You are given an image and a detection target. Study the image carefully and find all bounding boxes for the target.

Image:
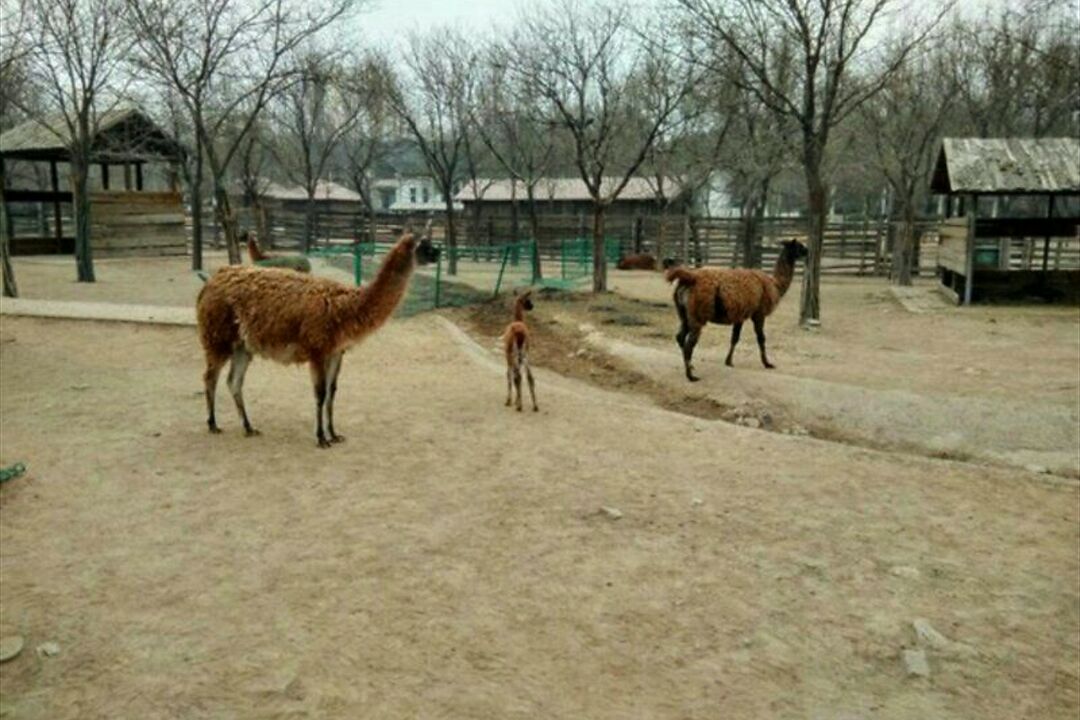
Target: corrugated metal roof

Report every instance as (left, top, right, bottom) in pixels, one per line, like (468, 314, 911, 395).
(456, 176, 684, 203)
(931, 137, 1080, 194)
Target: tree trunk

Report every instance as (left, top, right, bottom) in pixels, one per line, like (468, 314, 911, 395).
(0, 160, 17, 298)
(214, 181, 242, 264)
(255, 200, 270, 249)
(510, 181, 520, 244)
(71, 157, 95, 283)
(190, 140, 205, 271)
(893, 202, 916, 286)
(526, 185, 542, 281)
(444, 194, 457, 275)
(304, 193, 317, 253)
(799, 167, 826, 325)
(592, 202, 607, 292)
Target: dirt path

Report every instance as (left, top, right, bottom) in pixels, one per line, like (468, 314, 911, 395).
(1, 315, 1077, 719)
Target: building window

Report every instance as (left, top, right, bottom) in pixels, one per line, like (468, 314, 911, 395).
(409, 187, 417, 204)
(422, 187, 429, 204)
(380, 189, 395, 210)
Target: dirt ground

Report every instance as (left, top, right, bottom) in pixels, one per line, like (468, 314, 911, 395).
(1, 256, 1078, 719)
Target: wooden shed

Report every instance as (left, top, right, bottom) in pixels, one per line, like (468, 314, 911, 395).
(931, 137, 1080, 304)
(0, 108, 186, 256)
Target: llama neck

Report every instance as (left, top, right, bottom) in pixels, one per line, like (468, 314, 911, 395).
(513, 300, 527, 322)
(343, 243, 415, 332)
(771, 252, 796, 297)
(248, 238, 265, 261)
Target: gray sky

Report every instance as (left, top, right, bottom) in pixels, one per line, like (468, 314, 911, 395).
(359, 0, 520, 41)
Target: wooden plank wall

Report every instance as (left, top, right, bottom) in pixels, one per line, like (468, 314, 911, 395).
(90, 191, 186, 257)
(937, 218, 969, 274)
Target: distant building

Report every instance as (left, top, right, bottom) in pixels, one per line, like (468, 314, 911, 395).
(455, 176, 689, 218)
(369, 139, 461, 212)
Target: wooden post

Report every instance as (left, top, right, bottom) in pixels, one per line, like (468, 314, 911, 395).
(1042, 194, 1055, 272)
(100, 162, 109, 190)
(963, 193, 977, 306)
(50, 160, 62, 252)
(135, 163, 144, 191)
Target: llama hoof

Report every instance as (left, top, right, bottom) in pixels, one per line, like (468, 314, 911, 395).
(763, 363, 776, 370)
(244, 428, 260, 437)
(317, 437, 332, 449)
(330, 434, 346, 443)
(208, 425, 222, 434)
(505, 399, 511, 407)
(516, 406, 523, 412)
(533, 406, 539, 412)
(686, 373, 700, 382)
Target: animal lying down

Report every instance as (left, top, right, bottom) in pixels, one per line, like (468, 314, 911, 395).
(196, 230, 431, 448)
(246, 231, 311, 273)
(665, 239, 808, 381)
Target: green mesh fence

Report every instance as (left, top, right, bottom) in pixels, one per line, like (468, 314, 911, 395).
(305, 238, 616, 316)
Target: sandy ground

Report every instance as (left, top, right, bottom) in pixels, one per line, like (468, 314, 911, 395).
(0, 314, 1077, 719)
(455, 270, 1078, 476)
(1, 257, 1078, 718)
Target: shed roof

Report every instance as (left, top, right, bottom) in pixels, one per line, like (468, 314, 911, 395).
(0, 107, 185, 162)
(931, 137, 1080, 195)
(261, 180, 362, 202)
(456, 176, 684, 203)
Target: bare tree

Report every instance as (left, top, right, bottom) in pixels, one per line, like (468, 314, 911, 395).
(272, 51, 362, 250)
(235, 117, 274, 245)
(126, 0, 357, 267)
(678, 0, 949, 326)
(387, 32, 476, 275)
(0, 0, 34, 296)
(511, 0, 696, 292)
(22, 0, 131, 282)
(338, 53, 394, 244)
(860, 39, 956, 285)
(473, 45, 559, 279)
(949, 0, 1079, 138)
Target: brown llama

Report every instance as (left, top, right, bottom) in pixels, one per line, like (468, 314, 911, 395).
(665, 239, 808, 381)
(616, 253, 657, 271)
(245, 231, 312, 273)
(197, 230, 424, 447)
(502, 290, 538, 412)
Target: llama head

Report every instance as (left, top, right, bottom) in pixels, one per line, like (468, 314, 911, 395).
(515, 289, 534, 311)
(781, 239, 808, 262)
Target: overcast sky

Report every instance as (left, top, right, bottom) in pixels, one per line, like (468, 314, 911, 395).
(359, 0, 521, 42)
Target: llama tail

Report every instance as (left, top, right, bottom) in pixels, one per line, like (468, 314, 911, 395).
(665, 267, 697, 286)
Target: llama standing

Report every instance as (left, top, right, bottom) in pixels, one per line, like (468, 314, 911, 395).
(503, 290, 538, 412)
(666, 239, 808, 381)
(197, 230, 430, 447)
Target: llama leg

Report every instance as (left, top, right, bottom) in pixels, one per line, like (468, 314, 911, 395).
(753, 316, 774, 369)
(674, 295, 689, 349)
(513, 364, 523, 412)
(310, 360, 331, 448)
(682, 326, 702, 382)
(525, 361, 538, 412)
(325, 352, 345, 443)
(227, 346, 258, 436)
(725, 322, 743, 367)
(204, 356, 227, 434)
(505, 366, 513, 407)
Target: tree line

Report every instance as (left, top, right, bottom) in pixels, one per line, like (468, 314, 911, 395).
(1, 0, 1077, 325)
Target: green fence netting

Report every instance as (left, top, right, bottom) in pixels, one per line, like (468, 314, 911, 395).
(305, 237, 620, 316)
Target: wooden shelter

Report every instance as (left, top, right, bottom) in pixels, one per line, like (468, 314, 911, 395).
(931, 137, 1080, 304)
(0, 108, 186, 256)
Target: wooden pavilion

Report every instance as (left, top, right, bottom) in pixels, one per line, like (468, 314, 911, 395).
(0, 108, 187, 256)
(931, 137, 1080, 304)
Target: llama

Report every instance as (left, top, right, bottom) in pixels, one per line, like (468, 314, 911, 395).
(246, 231, 312, 273)
(665, 239, 808, 381)
(197, 230, 424, 447)
(502, 290, 538, 412)
(616, 253, 657, 271)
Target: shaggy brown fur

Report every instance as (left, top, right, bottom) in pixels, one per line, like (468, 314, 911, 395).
(665, 239, 808, 381)
(617, 253, 657, 271)
(197, 231, 421, 447)
(502, 290, 538, 412)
